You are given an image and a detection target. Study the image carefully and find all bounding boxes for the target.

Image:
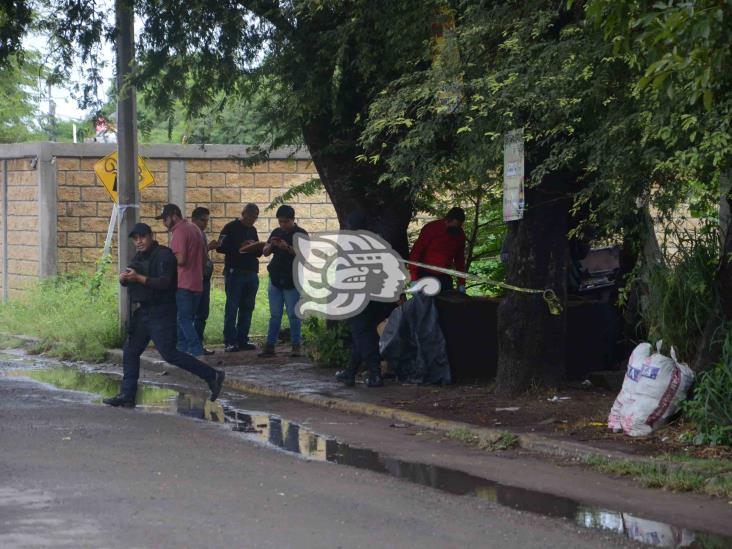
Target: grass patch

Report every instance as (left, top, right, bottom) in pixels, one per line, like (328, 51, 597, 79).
(0, 273, 286, 361)
(583, 454, 732, 499)
(447, 428, 519, 451)
(0, 334, 26, 349)
(480, 432, 520, 451)
(447, 427, 480, 444)
(202, 276, 287, 345)
(0, 274, 121, 361)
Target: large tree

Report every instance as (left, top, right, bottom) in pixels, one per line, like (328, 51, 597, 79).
(361, 1, 654, 394)
(0, 52, 44, 143)
(586, 0, 732, 372)
(24, 0, 450, 256)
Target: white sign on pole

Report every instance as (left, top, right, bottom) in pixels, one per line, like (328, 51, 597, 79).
(503, 129, 525, 222)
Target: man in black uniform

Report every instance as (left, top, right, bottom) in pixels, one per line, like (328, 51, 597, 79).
(103, 223, 226, 408)
(334, 211, 395, 388)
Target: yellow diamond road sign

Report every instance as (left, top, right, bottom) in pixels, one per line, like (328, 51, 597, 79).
(94, 151, 155, 203)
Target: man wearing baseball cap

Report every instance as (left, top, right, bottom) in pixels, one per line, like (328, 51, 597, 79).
(155, 203, 208, 357)
(103, 222, 225, 408)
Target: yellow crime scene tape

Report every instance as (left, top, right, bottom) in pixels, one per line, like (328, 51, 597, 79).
(401, 259, 563, 316)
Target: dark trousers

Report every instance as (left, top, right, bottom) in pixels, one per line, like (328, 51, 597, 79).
(194, 277, 211, 343)
(121, 303, 216, 397)
(417, 268, 452, 293)
(223, 271, 259, 347)
(347, 301, 393, 374)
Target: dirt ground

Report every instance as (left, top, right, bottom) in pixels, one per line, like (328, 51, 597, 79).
(367, 380, 732, 459)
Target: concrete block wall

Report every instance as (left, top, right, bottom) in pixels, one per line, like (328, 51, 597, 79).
(0, 155, 42, 299)
(0, 143, 335, 297)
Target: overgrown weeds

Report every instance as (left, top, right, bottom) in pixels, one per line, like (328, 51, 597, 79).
(0, 273, 278, 361)
(583, 454, 732, 499)
(303, 317, 350, 368)
(641, 219, 719, 361)
(682, 327, 732, 446)
(0, 273, 121, 361)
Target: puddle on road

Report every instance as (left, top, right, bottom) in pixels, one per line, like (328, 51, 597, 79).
(2, 362, 729, 548)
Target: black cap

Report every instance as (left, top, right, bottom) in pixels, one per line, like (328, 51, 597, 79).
(128, 223, 152, 238)
(154, 203, 182, 220)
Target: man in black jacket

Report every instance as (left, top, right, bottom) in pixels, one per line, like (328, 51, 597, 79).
(258, 205, 308, 358)
(216, 203, 262, 352)
(103, 223, 225, 408)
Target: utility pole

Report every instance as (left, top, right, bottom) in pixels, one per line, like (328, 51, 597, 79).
(46, 82, 57, 141)
(116, 0, 139, 335)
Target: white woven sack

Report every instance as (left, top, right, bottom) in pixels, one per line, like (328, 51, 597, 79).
(608, 341, 694, 436)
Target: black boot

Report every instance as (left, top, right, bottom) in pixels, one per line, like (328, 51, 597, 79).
(103, 394, 136, 408)
(363, 364, 383, 388)
(208, 369, 226, 402)
(335, 363, 358, 387)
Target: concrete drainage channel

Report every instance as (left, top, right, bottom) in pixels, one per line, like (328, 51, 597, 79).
(1, 354, 730, 548)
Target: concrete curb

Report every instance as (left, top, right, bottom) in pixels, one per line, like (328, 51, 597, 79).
(104, 348, 640, 463)
(0, 331, 645, 463)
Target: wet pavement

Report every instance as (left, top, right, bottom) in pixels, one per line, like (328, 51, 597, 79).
(2, 351, 731, 547)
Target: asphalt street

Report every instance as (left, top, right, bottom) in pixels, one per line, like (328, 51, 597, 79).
(0, 365, 634, 549)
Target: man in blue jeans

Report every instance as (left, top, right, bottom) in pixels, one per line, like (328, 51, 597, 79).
(156, 203, 207, 357)
(258, 205, 308, 357)
(191, 206, 217, 355)
(216, 203, 262, 352)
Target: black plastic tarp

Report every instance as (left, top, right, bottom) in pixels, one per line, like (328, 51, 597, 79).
(379, 293, 451, 385)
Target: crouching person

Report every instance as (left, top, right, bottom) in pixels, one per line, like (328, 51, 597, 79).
(104, 223, 225, 408)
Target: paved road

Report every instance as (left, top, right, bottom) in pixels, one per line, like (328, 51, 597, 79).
(0, 371, 631, 548)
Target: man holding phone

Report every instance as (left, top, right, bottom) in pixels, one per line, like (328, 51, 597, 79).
(104, 223, 225, 408)
(216, 203, 263, 352)
(259, 205, 308, 357)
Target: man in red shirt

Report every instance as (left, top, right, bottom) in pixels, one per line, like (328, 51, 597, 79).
(156, 203, 207, 357)
(409, 207, 467, 293)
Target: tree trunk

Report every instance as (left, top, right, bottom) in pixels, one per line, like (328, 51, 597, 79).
(496, 175, 570, 395)
(693, 170, 732, 372)
(301, 119, 413, 257)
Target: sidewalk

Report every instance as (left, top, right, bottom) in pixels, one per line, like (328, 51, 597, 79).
(106, 343, 716, 462)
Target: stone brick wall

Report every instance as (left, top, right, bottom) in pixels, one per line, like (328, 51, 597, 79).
(2, 158, 40, 299)
(0, 143, 336, 297)
(182, 157, 325, 285)
(55, 156, 170, 273)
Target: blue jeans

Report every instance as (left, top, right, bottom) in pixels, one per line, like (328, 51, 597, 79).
(194, 277, 211, 343)
(223, 271, 259, 347)
(266, 282, 302, 346)
(121, 303, 215, 398)
(176, 289, 204, 356)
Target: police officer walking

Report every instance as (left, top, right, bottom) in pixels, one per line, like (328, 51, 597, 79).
(103, 223, 226, 408)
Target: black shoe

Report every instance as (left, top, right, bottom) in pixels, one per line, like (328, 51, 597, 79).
(208, 370, 226, 402)
(335, 368, 356, 387)
(224, 345, 240, 353)
(364, 374, 384, 388)
(239, 342, 257, 351)
(258, 344, 276, 357)
(202, 347, 215, 356)
(103, 394, 136, 408)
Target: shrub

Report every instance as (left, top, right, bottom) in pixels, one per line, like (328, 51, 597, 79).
(303, 317, 350, 369)
(683, 327, 732, 446)
(641, 219, 719, 361)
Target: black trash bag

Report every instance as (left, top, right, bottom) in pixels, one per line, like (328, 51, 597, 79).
(379, 293, 451, 385)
